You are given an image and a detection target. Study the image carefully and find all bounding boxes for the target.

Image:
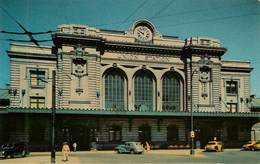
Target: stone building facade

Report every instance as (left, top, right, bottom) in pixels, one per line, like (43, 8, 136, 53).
(3, 20, 259, 150)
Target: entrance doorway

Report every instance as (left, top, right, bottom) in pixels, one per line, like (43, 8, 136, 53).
(252, 122, 260, 141)
(138, 125, 151, 143)
(59, 127, 97, 150)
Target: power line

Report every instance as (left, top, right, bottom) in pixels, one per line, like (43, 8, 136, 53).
(149, 0, 176, 20)
(149, 1, 255, 21)
(94, 1, 255, 28)
(122, 0, 149, 23)
(158, 11, 260, 29)
(0, 6, 54, 46)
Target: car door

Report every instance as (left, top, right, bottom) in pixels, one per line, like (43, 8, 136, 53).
(125, 143, 131, 152)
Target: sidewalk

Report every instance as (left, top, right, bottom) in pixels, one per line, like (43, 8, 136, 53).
(0, 149, 205, 164)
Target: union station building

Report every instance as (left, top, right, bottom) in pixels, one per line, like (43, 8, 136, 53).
(0, 20, 259, 150)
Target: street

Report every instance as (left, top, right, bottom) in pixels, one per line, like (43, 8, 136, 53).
(0, 149, 259, 164)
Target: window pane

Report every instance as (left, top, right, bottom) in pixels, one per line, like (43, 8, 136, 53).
(226, 81, 238, 95)
(105, 69, 125, 110)
(30, 97, 45, 108)
(162, 73, 180, 111)
(134, 71, 153, 111)
(30, 70, 45, 87)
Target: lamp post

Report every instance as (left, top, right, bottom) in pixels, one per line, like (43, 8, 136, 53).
(39, 71, 56, 163)
(51, 71, 56, 164)
(189, 58, 197, 155)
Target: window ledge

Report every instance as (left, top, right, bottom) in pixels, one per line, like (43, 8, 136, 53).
(30, 85, 45, 89)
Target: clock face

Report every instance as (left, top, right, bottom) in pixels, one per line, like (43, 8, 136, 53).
(134, 26, 153, 42)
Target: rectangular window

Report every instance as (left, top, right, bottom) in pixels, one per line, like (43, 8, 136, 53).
(109, 127, 121, 142)
(227, 103, 237, 112)
(226, 81, 238, 95)
(30, 69, 46, 87)
(30, 97, 45, 108)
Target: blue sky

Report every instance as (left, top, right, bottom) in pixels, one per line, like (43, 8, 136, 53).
(1, 0, 260, 96)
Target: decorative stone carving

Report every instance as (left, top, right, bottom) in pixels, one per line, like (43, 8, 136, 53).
(199, 66, 211, 99)
(71, 45, 88, 95)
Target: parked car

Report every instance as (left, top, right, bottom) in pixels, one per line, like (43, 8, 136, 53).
(0, 143, 29, 158)
(115, 142, 144, 154)
(242, 141, 257, 150)
(204, 141, 223, 152)
(252, 141, 260, 151)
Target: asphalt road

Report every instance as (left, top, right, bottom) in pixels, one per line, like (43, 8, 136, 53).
(77, 149, 260, 164)
(0, 149, 259, 164)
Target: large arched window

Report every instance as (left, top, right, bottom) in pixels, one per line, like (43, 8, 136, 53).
(162, 72, 181, 111)
(104, 68, 126, 110)
(134, 70, 155, 111)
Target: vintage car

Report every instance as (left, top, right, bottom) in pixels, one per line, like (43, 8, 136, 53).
(242, 141, 257, 150)
(115, 142, 144, 154)
(0, 143, 29, 158)
(252, 141, 260, 151)
(204, 141, 223, 152)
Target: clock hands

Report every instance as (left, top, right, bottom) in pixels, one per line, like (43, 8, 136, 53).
(138, 29, 145, 35)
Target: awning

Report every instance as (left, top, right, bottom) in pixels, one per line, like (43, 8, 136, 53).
(1, 107, 260, 118)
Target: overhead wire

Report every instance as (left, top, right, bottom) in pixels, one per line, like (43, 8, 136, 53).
(117, 0, 149, 29)
(148, 0, 176, 20)
(94, 1, 256, 28)
(158, 11, 260, 29)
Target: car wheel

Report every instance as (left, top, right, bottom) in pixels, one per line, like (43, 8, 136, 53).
(22, 150, 26, 157)
(117, 150, 121, 154)
(4, 155, 8, 159)
(251, 147, 255, 151)
(130, 150, 134, 154)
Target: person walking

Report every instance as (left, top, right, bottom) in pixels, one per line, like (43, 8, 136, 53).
(62, 142, 70, 162)
(145, 141, 150, 151)
(72, 142, 77, 152)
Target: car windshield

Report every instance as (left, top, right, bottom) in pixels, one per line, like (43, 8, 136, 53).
(207, 142, 216, 145)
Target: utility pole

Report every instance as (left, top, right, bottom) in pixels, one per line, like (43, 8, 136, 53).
(189, 58, 195, 155)
(51, 70, 56, 163)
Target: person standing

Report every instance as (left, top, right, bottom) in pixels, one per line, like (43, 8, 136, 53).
(62, 142, 70, 161)
(72, 142, 77, 152)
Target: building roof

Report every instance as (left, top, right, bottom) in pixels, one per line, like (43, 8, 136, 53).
(0, 88, 10, 100)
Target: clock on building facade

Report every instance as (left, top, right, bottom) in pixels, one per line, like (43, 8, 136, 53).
(134, 25, 153, 42)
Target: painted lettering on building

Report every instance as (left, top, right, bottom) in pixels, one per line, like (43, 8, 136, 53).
(118, 54, 169, 62)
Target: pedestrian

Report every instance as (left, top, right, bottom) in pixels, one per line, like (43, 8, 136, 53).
(72, 142, 77, 152)
(145, 141, 150, 151)
(62, 142, 70, 162)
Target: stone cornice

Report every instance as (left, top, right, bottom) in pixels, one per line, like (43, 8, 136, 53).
(221, 66, 253, 73)
(53, 33, 183, 55)
(183, 45, 227, 57)
(7, 51, 57, 61)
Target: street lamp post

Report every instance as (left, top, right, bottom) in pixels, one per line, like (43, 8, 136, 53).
(189, 58, 196, 155)
(51, 70, 56, 164)
(40, 71, 56, 163)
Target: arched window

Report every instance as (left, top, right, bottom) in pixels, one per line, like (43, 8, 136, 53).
(134, 70, 154, 111)
(104, 68, 125, 110)
(162, 72, 181, 111)
(167, 125, 178, 142)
